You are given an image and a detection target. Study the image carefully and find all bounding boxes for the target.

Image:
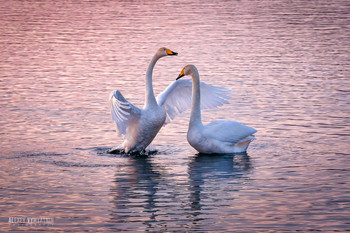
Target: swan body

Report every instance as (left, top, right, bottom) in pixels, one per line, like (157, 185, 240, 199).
(109, 48, 231, 153)
(177, 64, 257, 154)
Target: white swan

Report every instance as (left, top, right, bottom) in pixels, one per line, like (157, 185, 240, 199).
(109, 48, 231, 153)
(176, 64, 257, 154)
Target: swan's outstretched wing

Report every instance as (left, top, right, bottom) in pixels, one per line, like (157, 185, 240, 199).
(204, 120, 257, 144)
(156, 79, 231, 124)
(109, 90, 141, 136)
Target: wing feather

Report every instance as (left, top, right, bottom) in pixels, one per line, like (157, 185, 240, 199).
(156, 79, 231, 124)
(204, 120, 257, 144)
(109, 90, 141, 136)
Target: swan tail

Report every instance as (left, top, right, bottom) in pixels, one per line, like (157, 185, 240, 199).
(232, 135, 256, 153)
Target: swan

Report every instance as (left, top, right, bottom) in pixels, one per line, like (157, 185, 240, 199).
(176, 64, 257, 154)
(109, 48, 231, 153)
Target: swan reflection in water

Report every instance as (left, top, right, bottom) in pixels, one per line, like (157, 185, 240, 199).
(109, 156, 161, 229)
(187, 153, 252, 224)
(109, 154, 251, 231)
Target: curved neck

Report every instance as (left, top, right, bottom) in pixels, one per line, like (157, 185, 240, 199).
(189, 68, 203, 129)
(144, 54, 160, 108)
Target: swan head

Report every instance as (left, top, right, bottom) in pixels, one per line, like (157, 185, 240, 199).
(157, 47, 178, 58)
(176, 64, 198, 80)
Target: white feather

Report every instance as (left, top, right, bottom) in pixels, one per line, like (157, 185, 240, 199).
(109, 90, 141, 136)
(156, 79, 231, 124)
(203, 120, 257, 144)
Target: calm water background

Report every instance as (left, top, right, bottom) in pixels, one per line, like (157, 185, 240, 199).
(1, 0, 349, 232)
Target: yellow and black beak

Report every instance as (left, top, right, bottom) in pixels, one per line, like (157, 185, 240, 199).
(176, 68, 185, 80)
(165, 49, 178, 56)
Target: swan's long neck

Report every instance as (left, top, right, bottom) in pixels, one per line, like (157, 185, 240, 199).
(144, 54, 160, 108)
(189, 68, 203, 129)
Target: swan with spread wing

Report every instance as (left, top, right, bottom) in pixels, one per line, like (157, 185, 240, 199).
(176, 64, 257, 154)
(109, 48, 231, 153)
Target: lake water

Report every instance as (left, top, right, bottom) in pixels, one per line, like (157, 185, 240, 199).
(1, 0, 349, 232)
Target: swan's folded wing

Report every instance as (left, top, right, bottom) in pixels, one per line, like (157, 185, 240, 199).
(156, 79, 231, 125)
(109, 90, 141, 136)
(204, 120, 257, 144)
